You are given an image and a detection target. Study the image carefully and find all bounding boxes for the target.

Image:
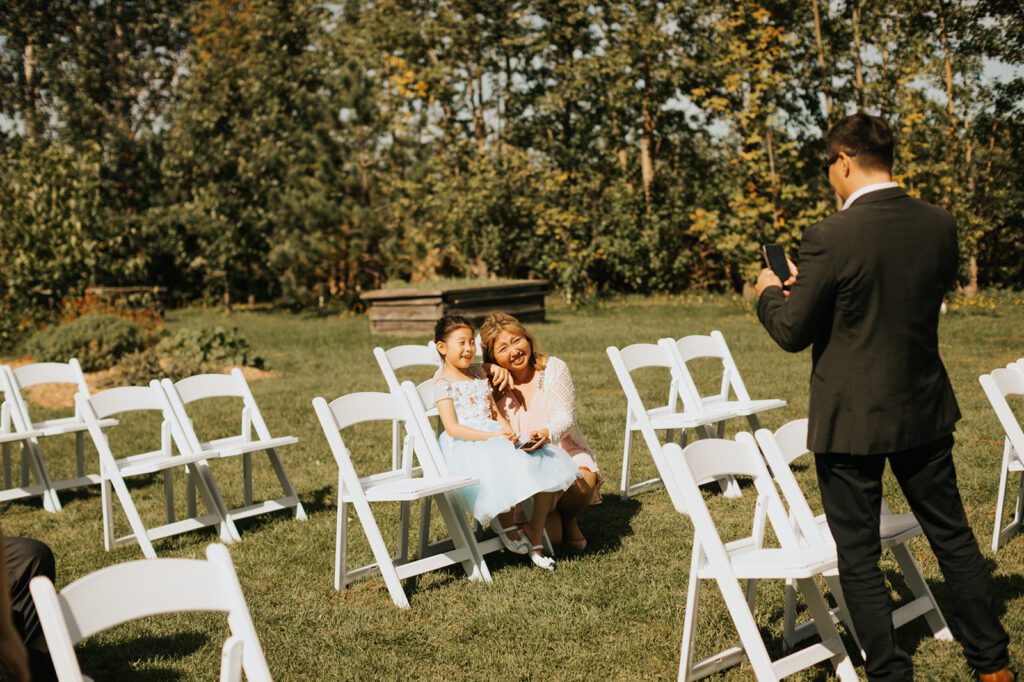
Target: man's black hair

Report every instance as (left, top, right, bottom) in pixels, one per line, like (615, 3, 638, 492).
(825, 112, 895, 173)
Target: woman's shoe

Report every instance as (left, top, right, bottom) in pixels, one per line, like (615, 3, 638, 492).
(491, 519, 529, 554)
(528, 545, 555, 571)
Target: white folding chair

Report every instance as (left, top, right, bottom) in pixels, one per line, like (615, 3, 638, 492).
(400, 379, 555, 558)
(159, 369, 306, 534)
(77, 384, 231, 559)
(373, 344, 442, 471)
(0, 361, 116, 512)
(30, 543, 271, 682)
(980, 365, 1024, 552)
(659, 331, 786, 437)
(755, 419, 952, 652)
(666, 434, 857, 682)
(606, 343, 737, 498)
(313, 389, 489, 608)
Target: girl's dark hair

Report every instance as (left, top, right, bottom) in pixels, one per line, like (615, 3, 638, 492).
(433, 315, 473, 345)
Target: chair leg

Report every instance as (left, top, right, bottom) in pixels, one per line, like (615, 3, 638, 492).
(796, 577, 858, 681)
(75, 431, 85, 478)
(163, 470, 176, 524)
(27, 441, 61, 512)
(825, 573, 864, 656)
(101, 476, 115, 551)
(993, 442, 1011, 552)
(2, 442, 10, 489)
(891, 543, 952, 640)
(397, 501, 411, 563)
(717, 573, 777, 680)
(242, 452, 253, 508)
(678, 548, 702, 681)
(351, 496, 409, 608)
(264, 447, 307, 521)
(782, 578, 798, 649)
(108, 470, 158, 559)
(620, 416, 633, 499)
(185, 469, 198, 519)
(192, 461, 241, 543)
(418, 497, 431, 559)
(335, 485, 347, 591)
(435, 493, 491, 583)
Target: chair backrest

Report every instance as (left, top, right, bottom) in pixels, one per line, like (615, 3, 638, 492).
(373, 345, 442, 394)
(980, 368, 1024, 457)
(29, 543, 271, 682)
(1, 361, 91, 429)
(754, 422, 831, 548)
(663, 434, 800, 568)
(606, 345, 675, 457)
(662, 330, 752, 408)
(76, 384, 174, 460)
(12, 359, 90, 394)
(161, 369, 278, 448)
(399, 380, 452, 480)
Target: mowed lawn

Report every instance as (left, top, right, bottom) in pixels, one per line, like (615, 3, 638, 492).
(2, 295, 1022, 681)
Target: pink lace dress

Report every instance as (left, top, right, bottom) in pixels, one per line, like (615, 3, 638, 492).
(499, 356, 603, 504)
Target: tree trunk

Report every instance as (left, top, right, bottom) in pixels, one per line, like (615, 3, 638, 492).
(640, 104, 655, 214)
(852, 0, 865, 106)
(23, 38, 38, 140)
(810, 0, 833, 121)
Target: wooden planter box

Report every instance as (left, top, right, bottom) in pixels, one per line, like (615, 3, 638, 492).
(361, 280, 550, 335)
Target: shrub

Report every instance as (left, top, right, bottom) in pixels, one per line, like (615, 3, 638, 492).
(156, 327, 264, 370)
(24, 314, 143, 371)
(116, 348, 165, 386)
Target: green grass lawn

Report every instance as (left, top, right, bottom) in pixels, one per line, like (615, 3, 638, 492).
(2, 295, 1022, 680)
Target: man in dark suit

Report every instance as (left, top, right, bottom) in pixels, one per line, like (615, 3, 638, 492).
(756, 112, 1012, 681)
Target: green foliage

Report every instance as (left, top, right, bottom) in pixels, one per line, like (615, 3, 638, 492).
(115, 348, 166, 387)
(1, 0, 1022, 310)
(156, 327, 264, 371)
(24, 314, 143, 371)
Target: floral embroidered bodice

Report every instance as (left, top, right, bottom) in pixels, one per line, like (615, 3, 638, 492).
(434, 365, 494, 429)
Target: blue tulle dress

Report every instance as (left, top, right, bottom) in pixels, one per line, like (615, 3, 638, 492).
(435, 368, 581, 525)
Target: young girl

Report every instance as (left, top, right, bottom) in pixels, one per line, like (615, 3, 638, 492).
(433, 315, 580, 570)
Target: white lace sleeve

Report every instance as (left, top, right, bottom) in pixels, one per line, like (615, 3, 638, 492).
(542, 357, 577, 444)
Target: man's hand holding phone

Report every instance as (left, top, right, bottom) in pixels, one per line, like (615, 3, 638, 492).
(756, 244, 798, 297)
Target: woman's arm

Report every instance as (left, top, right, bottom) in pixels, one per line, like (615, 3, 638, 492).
(543, 358, 577, 444)
(488, 394, 517, 438)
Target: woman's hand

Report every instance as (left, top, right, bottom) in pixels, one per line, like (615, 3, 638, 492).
(485, 363, 514, 392)
(522, 428, 550, 452)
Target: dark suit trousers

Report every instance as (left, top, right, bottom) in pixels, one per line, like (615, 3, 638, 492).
(815, 435, 1009, 681)
(4, 537, 57, 682)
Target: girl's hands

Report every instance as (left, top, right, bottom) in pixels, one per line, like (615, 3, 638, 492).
(502, 427, 518, 443)
(522, 428, 550, 452)
(486, 364, 514, 392)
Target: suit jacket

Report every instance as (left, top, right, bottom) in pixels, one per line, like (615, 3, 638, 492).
(757, 186, 961, 454)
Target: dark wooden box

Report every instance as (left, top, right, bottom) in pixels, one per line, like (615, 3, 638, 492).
(360, 280, 550, 335)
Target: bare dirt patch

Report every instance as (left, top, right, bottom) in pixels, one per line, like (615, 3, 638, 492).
(4, 358, 275, 410)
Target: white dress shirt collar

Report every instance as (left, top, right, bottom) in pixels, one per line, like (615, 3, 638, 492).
(842, 181, 900, 210)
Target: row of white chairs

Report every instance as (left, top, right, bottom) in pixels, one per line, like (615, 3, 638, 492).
(0, 359, 305, 559)
(605, 339, 952, 680)
(979, 357, 1024, 552)
(608, 331, 787, 498)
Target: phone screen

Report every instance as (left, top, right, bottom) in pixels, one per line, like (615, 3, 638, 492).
(762, 244, 791, 282)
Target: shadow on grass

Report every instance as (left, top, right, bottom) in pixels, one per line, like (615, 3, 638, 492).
(77, 632, 207, 680)
(229, 484, 333, 537)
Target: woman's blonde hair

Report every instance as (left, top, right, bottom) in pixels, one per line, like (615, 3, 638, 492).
(479, 313, 547, 370)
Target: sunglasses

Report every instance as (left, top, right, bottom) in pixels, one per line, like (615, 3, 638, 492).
(822, 150, 856, 178)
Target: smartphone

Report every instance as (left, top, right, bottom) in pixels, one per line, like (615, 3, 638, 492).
(516, 438, 539, 450)
(762, 244, 791, 283)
